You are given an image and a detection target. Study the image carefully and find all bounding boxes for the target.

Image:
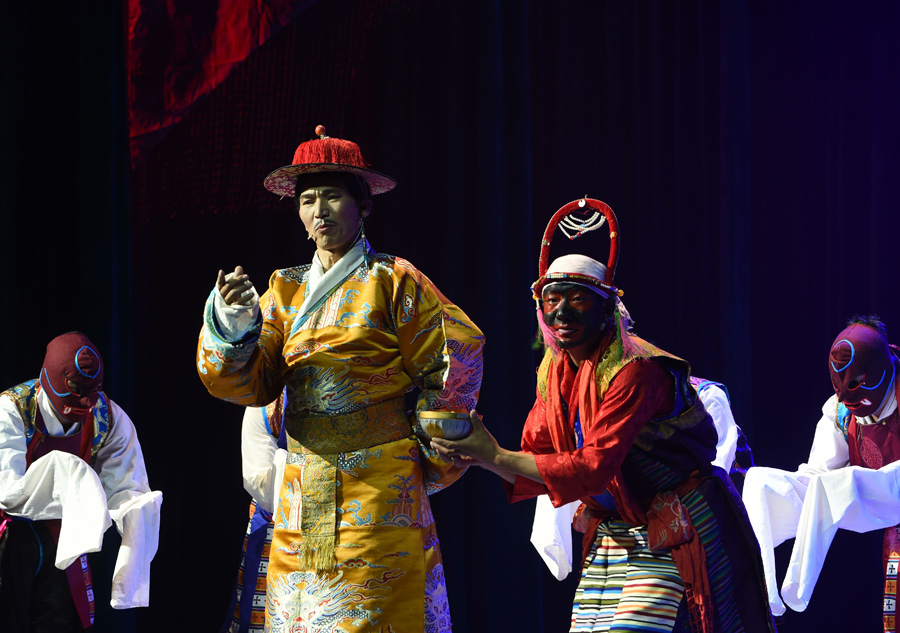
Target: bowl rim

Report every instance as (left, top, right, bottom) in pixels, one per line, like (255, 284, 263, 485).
(417, 410, 470, 420)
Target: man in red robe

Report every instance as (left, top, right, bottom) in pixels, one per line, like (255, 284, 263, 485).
(432, 254, 775, 632)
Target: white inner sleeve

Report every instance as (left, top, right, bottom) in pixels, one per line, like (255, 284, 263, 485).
(241, 405, 281, 513)
(703, 385, 739, 471)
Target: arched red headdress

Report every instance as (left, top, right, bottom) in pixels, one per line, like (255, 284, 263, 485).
(531, 197, 622, 299)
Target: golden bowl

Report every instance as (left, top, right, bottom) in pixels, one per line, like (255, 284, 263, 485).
(417, 410, 471, 440)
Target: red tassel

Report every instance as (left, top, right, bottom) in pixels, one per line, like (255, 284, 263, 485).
(292, 137, 370, 168)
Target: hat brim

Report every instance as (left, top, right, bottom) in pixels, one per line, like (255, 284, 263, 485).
(263, 163, 397, 198)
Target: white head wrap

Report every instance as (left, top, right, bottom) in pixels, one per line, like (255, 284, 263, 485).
(542, 254, 634, 330)
(543, 254, 611, 298)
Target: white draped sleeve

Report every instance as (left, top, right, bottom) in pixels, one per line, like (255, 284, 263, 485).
(0, 393, 112, 566)
(703, 384, 739, 471)
(0, 391, 162, 609)
(742, 395, 850, 615)
(798, 395, 851, 474)
(780, 462, 900, 611)
(98, 400, 162, 609)
(108, 489, 162, 608)
(241, 405, 287, 514)
(530, 496, 579, 580)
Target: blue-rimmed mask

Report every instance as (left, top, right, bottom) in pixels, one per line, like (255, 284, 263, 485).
(39, 332, 104, 424)
(829, 324, 895, 419)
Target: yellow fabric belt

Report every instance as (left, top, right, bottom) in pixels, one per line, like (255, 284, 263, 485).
(283, 397, 411, 571)
(284, 397, 410, 454)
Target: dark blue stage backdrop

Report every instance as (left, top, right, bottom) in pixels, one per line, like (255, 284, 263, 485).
(3, 1, 900, 631)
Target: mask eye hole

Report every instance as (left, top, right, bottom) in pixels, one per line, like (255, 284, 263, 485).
(847, 374, 865, 390)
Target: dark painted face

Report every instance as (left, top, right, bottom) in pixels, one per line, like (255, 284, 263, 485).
(829, 323, 895, 418)
(39, 332, 104, 424)
(541, 282, 613, 354)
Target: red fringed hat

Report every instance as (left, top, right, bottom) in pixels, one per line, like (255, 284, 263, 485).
(263, 125, 397, 198)
(531, 196, 623, 299)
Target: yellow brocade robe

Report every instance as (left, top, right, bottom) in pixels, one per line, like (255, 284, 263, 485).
(197, 252, 484, 633)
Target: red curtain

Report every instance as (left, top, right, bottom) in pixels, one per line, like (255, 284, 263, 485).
(126, 0, 320, 167)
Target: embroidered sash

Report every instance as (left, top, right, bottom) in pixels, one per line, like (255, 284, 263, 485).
(647, 484, 713, 633)
(284, 397, 410, 571)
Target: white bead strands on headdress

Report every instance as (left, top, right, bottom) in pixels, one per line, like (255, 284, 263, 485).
(532, 198, 628, 352)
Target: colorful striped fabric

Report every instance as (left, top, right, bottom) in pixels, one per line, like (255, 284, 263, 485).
(570, 441, 768, 633)
(678, 488, 743, 632)
(630, 451, 746, 633)
(572, 519, 685, 632)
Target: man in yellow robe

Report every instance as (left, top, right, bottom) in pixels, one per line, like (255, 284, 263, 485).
(197, 127, 484, 633)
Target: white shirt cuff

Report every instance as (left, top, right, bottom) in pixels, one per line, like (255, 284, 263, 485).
(213, 283, 260, 342)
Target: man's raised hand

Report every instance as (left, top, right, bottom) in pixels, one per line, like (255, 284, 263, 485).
(217, 265, 255, 306)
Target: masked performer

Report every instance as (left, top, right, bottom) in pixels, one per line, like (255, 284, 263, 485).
(0, 332, 161, 632)
(197, 127, 484, 633)
(742, 316, 900, 631)
(432, 198, 774, 632)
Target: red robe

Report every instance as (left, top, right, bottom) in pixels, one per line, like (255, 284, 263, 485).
(507, 324, 776, 632)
